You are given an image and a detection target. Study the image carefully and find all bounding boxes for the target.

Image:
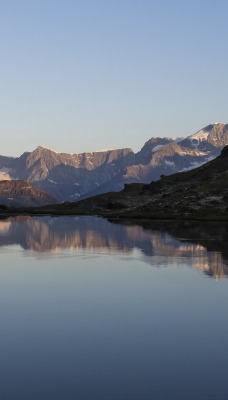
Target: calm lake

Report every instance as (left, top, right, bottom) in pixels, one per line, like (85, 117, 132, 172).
(0, 216, 228, 400)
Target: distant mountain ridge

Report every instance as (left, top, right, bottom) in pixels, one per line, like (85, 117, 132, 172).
(1, 122, 228, 203)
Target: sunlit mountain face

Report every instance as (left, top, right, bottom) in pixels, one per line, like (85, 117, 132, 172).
(1, 123, 228, 203)
(0, 216, 227, 279)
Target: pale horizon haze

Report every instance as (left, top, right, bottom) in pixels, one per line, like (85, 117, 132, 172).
(1, 0, 228, 157)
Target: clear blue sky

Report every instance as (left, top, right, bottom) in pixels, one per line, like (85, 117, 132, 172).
(1, 0, 228, 156)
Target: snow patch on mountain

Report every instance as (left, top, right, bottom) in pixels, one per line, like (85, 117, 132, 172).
(179, 160, 208, 172)
(97, 149, 115, 152)
(70, 193, 80, 199)
(0, 168, 12, 181)
(152, 145, 165, 152)
(165, 160, 175, 166)
(173, 137, 185, 143)
(190, 130, 210, 141)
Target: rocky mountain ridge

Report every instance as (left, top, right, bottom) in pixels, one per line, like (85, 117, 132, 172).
(0, 180, 57, 207)
(16, 144, 228, 221)
(1, 122, 228, 203)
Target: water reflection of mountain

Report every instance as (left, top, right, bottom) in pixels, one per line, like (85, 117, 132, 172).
(0, 216, 228, 279)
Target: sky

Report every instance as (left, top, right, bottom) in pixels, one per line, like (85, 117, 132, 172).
(1, 0, 228, 156)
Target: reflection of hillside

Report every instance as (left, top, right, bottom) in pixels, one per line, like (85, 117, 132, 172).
(0, 216, 134, 253)
(192, 252, 227, 279)
(120, 220, 228, 279)
(0, 220, 11, 234)
(0, 216, 227, 279)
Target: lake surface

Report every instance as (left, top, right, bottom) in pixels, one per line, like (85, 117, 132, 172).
(0, 216, 228, 400)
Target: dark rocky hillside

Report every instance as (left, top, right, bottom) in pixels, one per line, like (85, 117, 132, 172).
(0, 180, 57, 207)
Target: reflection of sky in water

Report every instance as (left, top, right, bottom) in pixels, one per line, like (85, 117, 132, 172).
(0, 217, 228, 399)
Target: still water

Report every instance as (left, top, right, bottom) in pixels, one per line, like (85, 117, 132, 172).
(0, 216, 228, 400)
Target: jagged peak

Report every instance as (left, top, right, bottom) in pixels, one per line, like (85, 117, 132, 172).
(35, 146, 60, 154)
(187, 122, 225, 142)
(32, 146, 134, 157)
(201, 122, 224, 131)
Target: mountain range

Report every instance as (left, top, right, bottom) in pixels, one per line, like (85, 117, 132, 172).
(16, 143, 228, 221)
(1, 122, 228, 205)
